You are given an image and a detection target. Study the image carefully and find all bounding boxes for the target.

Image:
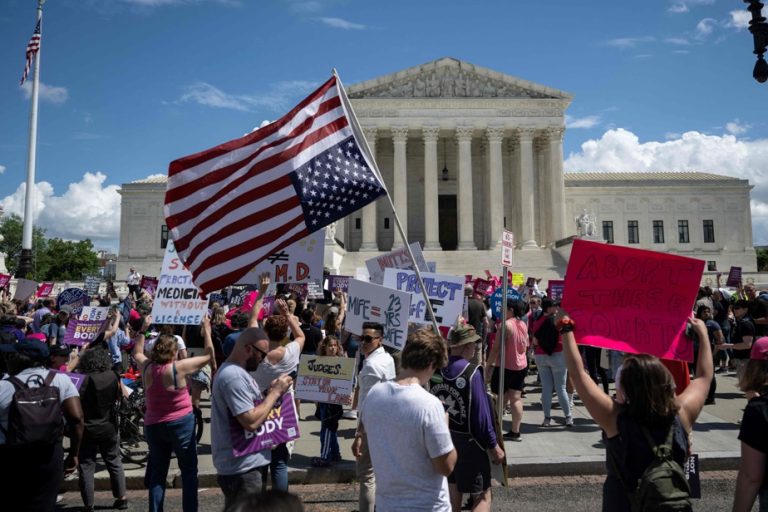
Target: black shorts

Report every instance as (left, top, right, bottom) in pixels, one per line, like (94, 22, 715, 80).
(447, 434, 491, 494)
(491, 367, 527, 393)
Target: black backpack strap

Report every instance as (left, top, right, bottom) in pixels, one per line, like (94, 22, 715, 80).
(44, 370, 57, 386)
(640, 424, 675, 459)
(6, 376, 27, 392)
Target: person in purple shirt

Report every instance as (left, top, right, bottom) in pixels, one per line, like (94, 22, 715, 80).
(0, 315, 25, 343)
(430, 325, 505, 512)
(31, 299, 53, 333)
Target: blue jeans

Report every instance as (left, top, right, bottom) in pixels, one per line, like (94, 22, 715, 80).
(270, 443, 289, 491)
(535, 352, 571, 418)
(144, 413, 198, 512)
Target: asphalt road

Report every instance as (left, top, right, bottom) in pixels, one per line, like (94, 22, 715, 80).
(56, 471, 757, 511)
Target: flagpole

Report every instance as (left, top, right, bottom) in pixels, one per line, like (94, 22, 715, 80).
(18, 0, 45, 279)
(334, 70, 443, 336)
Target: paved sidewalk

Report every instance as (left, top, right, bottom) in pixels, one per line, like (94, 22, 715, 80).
(69, 369, 746, 491)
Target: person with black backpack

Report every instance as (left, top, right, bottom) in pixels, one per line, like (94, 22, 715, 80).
(559, 312, 713, 512)
(0, 338, 84, 511)
(531, 298, 573, 427)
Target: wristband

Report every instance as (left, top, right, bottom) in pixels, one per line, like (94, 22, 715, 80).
(556, 317, 575, 333)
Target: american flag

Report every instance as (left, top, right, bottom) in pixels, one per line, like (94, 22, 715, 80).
(165, 75, 387, 295)
(20, 20, 41, 86)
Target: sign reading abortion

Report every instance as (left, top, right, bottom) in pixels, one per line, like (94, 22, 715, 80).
(151, 239, 209, 325)
(383, 269, 464, 327)
(229, 391, 300, 457)
(346, 279, 411, 350)
(490, 286, 522, 318)
(238, 231, 324, 285)
(295, 355, 355, 405)
(365, 242, 428, 285)
(57, 288, 90, 317)
(561, 239, 704, 362)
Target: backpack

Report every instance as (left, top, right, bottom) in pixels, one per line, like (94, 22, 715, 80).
(3, 371, 64, 446)
(613, 424, 692, 512)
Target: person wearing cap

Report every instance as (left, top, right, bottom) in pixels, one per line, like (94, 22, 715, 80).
(733, 337, 768, 512)
(0, 338, 84, 511)
(431, 324, 505, 512)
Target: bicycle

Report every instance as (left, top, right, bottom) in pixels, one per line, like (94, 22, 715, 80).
(118, 377, 149, 464)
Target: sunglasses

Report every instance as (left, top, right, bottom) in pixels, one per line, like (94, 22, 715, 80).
(247, 344, 269, 358)
(361, 335, 381, 344)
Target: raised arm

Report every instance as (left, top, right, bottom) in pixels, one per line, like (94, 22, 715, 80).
(677, 317, 713, 431)
(176, 314, 215, 376)
(132, 315, 152, 367)
(249, 273, 271, 328)
(336, 292, 347, 327)
(277, 298, 305, 352)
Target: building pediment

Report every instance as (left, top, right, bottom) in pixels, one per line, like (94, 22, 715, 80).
(347, 57, 572, 101)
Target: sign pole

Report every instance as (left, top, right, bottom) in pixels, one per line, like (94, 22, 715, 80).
(497, 230, 514, 426)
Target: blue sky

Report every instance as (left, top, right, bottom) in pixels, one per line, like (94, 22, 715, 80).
(1, 0, 766, 252)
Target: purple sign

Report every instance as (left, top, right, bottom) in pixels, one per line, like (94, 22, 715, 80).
(230, 391, 300, 457)
(726, 266, 742, 288)
(57, 288, 90, 317)
(0, 274, 10, 288)
(56, 371, 85, 390)
(326, 275, 352, 293)
(62, 317, 106, 347)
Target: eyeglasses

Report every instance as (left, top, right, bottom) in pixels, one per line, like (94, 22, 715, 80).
(247, 344, 269, 358)
(361, 335, 381, 344)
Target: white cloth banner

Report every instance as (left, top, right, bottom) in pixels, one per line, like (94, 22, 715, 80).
(382, 269, 465, 327)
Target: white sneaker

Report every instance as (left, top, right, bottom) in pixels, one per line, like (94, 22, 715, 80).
(343, 409, 358, 420)
(565, 416, 574, 427)
(568, 394, 575, 408)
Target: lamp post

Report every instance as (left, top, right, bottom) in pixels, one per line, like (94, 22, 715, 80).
(745, 1, 768, 83)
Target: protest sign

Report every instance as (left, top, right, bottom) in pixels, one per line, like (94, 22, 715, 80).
(295, 355, 355, 405)
(464, 274, 473, 284)
(140, 276, 159, 296)
(355, 267, 369, 282)
(511, 273, 525, 286)
(37, 282, 54, 297)
(84, 275, 101, 296)
(0, 273, 10, 289)
(56, 371, 85, 391)
(57, 288, 90, 317)
(14, 278, 38, 301)
(151, 239, 209, 325)
(383, 269, 464, 328)
(365, 242, 428, 285)
(63, 317, 106, 346)
(726, 266, 742, 287)
(230, 391, 300, 457)
(490, 286, 522, 318)
(548, 280, 565, 301)
(277, 283, 309, 301)
(261, 296, 276, 317)
(427, 261, 437, 273)
(473, 278, 494, 297)
(306, 279, 325, 299)
(79, 306, 109, 322)
(346, 279, 411, 350)
(561, 239, 704, 362)
(326, 275, 352, 293)
(238, 231, 324, 285)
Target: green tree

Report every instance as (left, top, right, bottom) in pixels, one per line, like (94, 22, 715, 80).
(757, 248, 768, 272)
(39, 238, 100, 281)
(0, 214, 48, 278)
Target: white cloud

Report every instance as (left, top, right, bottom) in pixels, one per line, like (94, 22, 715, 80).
(318, 17, 366, 30)
(0, 165, 5, 174)
(604, 36, 655, 49)
(668, 0, 715, 14)
(20, 81, 68, 104)
(566, 115, 601, 129)
(178, 80, 318, 112)
(727, 10, 751, 30)
(695, 18, 717, 39)
(664, 37, 690, 45)
(725, 120, 750, 135)
(564, 128, 768, 244)
(142, 173, 167, 181)
(1, 172, 121, 248)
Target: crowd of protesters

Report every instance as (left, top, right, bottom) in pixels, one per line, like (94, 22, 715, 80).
(0, 271, 766, 512)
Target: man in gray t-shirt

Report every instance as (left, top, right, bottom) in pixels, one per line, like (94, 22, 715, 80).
(210, 327, 292, 510)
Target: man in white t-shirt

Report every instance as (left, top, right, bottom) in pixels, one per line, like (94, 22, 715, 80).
(126, 268, 141, 300)
(359, 328, 457, 512)
(351, 322, 396, 512)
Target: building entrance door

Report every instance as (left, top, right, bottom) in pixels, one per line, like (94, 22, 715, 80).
(438, 195, 458, 251)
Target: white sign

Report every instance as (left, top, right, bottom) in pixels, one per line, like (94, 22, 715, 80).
(14, 278, 38, 302)
(295, 355, 356, 405)
(238, 231, 324, 285)
(79, 306, 109, 322)
(150, 239, 209, 325)
(346, 279, 411, 350)
(382, 269, 465, 328)
(365, 242, 429, 285)
(501, 230, 514, 268)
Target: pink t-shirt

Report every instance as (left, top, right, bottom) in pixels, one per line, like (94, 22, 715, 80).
(492, 318, 529, 371)
(143, 362, 192, 425)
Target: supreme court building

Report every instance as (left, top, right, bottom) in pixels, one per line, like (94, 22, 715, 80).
(118, 58, 757, 281)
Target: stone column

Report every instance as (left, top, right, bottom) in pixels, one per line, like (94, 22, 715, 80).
(486, 127, 505, 249)
(360, 127, 379, 251)
(456, 126, 477, 250)
(547, 126, 567, 242)
(518, 128, 538, 248)
(422, 126, 441, 250)
(508, 134, 522, 244)
(535, 136, 551, 246)
(392, 126, 409, 248)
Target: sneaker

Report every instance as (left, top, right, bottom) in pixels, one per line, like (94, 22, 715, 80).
(504, 431, 522, 441)
(332, 453, 343, 462)
(342, 410, 358, 420)
(568, 394, 575, 408)
(565, 416, 574, 427)
(541, 417, 551, 427)
(113, 498, 129, 510)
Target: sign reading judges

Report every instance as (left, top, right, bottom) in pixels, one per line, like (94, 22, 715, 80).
(561, 240, 704, 362)
(295, 355, 355, 405)
(151, 239, 209, 325)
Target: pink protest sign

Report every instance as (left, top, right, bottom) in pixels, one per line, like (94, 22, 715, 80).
(229, 391, 300, 456)
(473, 278, 495, 296)
(561, 240, 704, 362)
(0, 274, 10, 288)
(464, 274, 473, 284)
(37, 282, 54, 297)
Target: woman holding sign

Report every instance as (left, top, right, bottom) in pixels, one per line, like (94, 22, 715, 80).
(133, 314, 215, 512)
(559, 312, 712, 512)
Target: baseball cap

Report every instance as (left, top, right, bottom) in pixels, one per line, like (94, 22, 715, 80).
(751, 337, 768, 361)
(49, 344, 71, 357)
(0, 338, 50, 361)
(448, 325, 481, 348)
